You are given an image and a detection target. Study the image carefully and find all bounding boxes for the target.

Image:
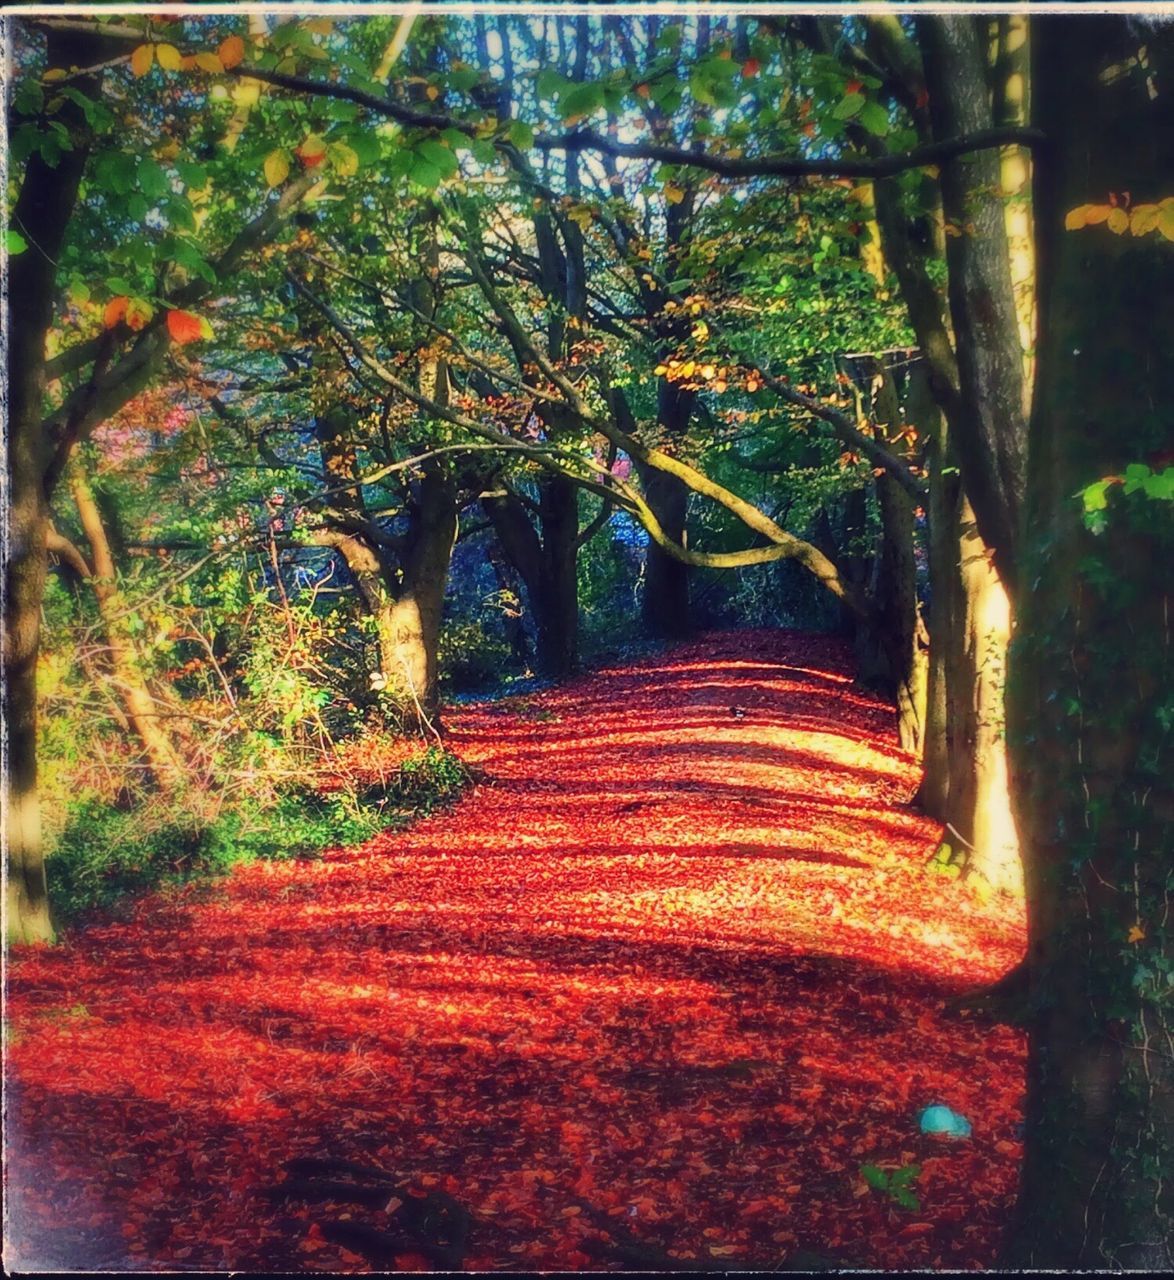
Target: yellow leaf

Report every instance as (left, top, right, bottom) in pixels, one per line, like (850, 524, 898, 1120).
(155, 43, 182, 72)
(263, 149, 291, 188)
(1107, 207, 1129, 234)
(1128, 924, 1146, 944)
(1064, 204, 1093, 231)
(426, 84, 440, 101)
(303, 19, 335, 35)
(1084, 204, 1112, 225)
(131, 44, 154, 77)
(700, 364, 716, 380)
(653, 364, 669, 376)
(663, 183, 685, 205)
(1157, 204, 1174, 242)
(42, 68, 67, 83)
(218, 35, 245, 70)
(328, 142, 360, 177)
(125, 297, 154, 331)
(231, 81, 261, 108)
(680, 361, 696, 378)
(197, 316, 215, 341)
(1129, 204, 1159, 235)
(298, 133, 327, 162)
(195, 52, 225, 75)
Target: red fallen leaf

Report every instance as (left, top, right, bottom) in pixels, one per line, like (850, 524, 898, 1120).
(166, 309, 204, 345)
(844, 79, 863, 95)
(898, 1222, 936, 1239)
(4, 630, 1027, 1274)
(742, 58, 761, 79)
(393, 1252, 432, 1270)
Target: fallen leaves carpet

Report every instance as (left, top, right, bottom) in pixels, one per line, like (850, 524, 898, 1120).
(5, 629, 1026, 1271)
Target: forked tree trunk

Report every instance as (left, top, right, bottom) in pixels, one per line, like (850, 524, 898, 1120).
(484, 475, 581, 679)
(1005, 15, 1174, 1267)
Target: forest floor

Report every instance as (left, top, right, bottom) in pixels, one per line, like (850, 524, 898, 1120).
(5, 630, 1027, 1273)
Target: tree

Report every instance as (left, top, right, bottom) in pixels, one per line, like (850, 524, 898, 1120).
(1006, 15, 1174, 1266)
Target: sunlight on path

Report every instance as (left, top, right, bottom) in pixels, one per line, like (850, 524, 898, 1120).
(6, 630, 1026, 1272)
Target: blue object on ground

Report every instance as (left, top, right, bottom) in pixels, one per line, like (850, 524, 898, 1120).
(918, 1104, 973, 1138)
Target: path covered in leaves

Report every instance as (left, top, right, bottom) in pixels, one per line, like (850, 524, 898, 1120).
(6, 631, 1026, 1271)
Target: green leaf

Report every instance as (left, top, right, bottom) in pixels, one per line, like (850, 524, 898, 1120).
(346, 131, 381, 167)
(137, 157, 169, 200)
(448, 66, 480, 94)
(860, 1164, 890, 1191)
(858, 101, 889, 136)
(1122, 462, 1152, 494)
(560, 81, 605, 121)
(6, 230, 28, 255)
(1080, 479, 1113, 512)
(177, 161, 208, 190)
(416, 138, 459, 177)
(832, 93, 865, 121)
(1141, 467, 1174, 500)
(408, 158, 443, 190)
(508, 119, 534, 150)
(893, 1191, 921, 1212)
(536, 68, 564, 102)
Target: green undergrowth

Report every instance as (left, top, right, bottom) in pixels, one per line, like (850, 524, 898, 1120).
(46, 746, 470, 929)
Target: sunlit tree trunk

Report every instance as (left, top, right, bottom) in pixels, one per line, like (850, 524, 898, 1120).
(59, 464, 182, 790)
(1006, 15, 1174, 1266)
(949, 497, 1019, 893)
(378, 467, 458, 733)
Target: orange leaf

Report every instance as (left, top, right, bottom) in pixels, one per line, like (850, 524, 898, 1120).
(130, 45, 154, 78)
(166, 309, 204, 345)
(104, 296, 129, 328)
(218, 35, 245, 70)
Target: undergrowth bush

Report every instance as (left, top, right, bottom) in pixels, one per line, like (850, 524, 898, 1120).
(46, 744, 470, 928)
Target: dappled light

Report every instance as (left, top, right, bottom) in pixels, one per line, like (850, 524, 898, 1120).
(7, 632, 1026, 1272)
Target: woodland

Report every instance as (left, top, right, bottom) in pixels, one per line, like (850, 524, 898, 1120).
(2, 6, 1173, 1273)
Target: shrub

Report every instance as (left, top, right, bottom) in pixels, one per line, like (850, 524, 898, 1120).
(45, 741, 472, 928)
(440, 618, 514, 691)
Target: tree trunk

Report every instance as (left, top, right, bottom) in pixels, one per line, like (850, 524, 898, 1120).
(914, 361, 956, 816)
(67, 464, 182, 789)
(849, 357, 927, 753)
(378, 467, 458, 733)
(484, 476, 580, 680)
(949, 496, 1019, 893)
(639, 382, 694, 638)
(3, 27, 106, 943)
(919, 14, 1028, 590)
(485, 540, 531, 670)
(1005, 15, 1174, 1266)
(534, 473, 580, 678)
